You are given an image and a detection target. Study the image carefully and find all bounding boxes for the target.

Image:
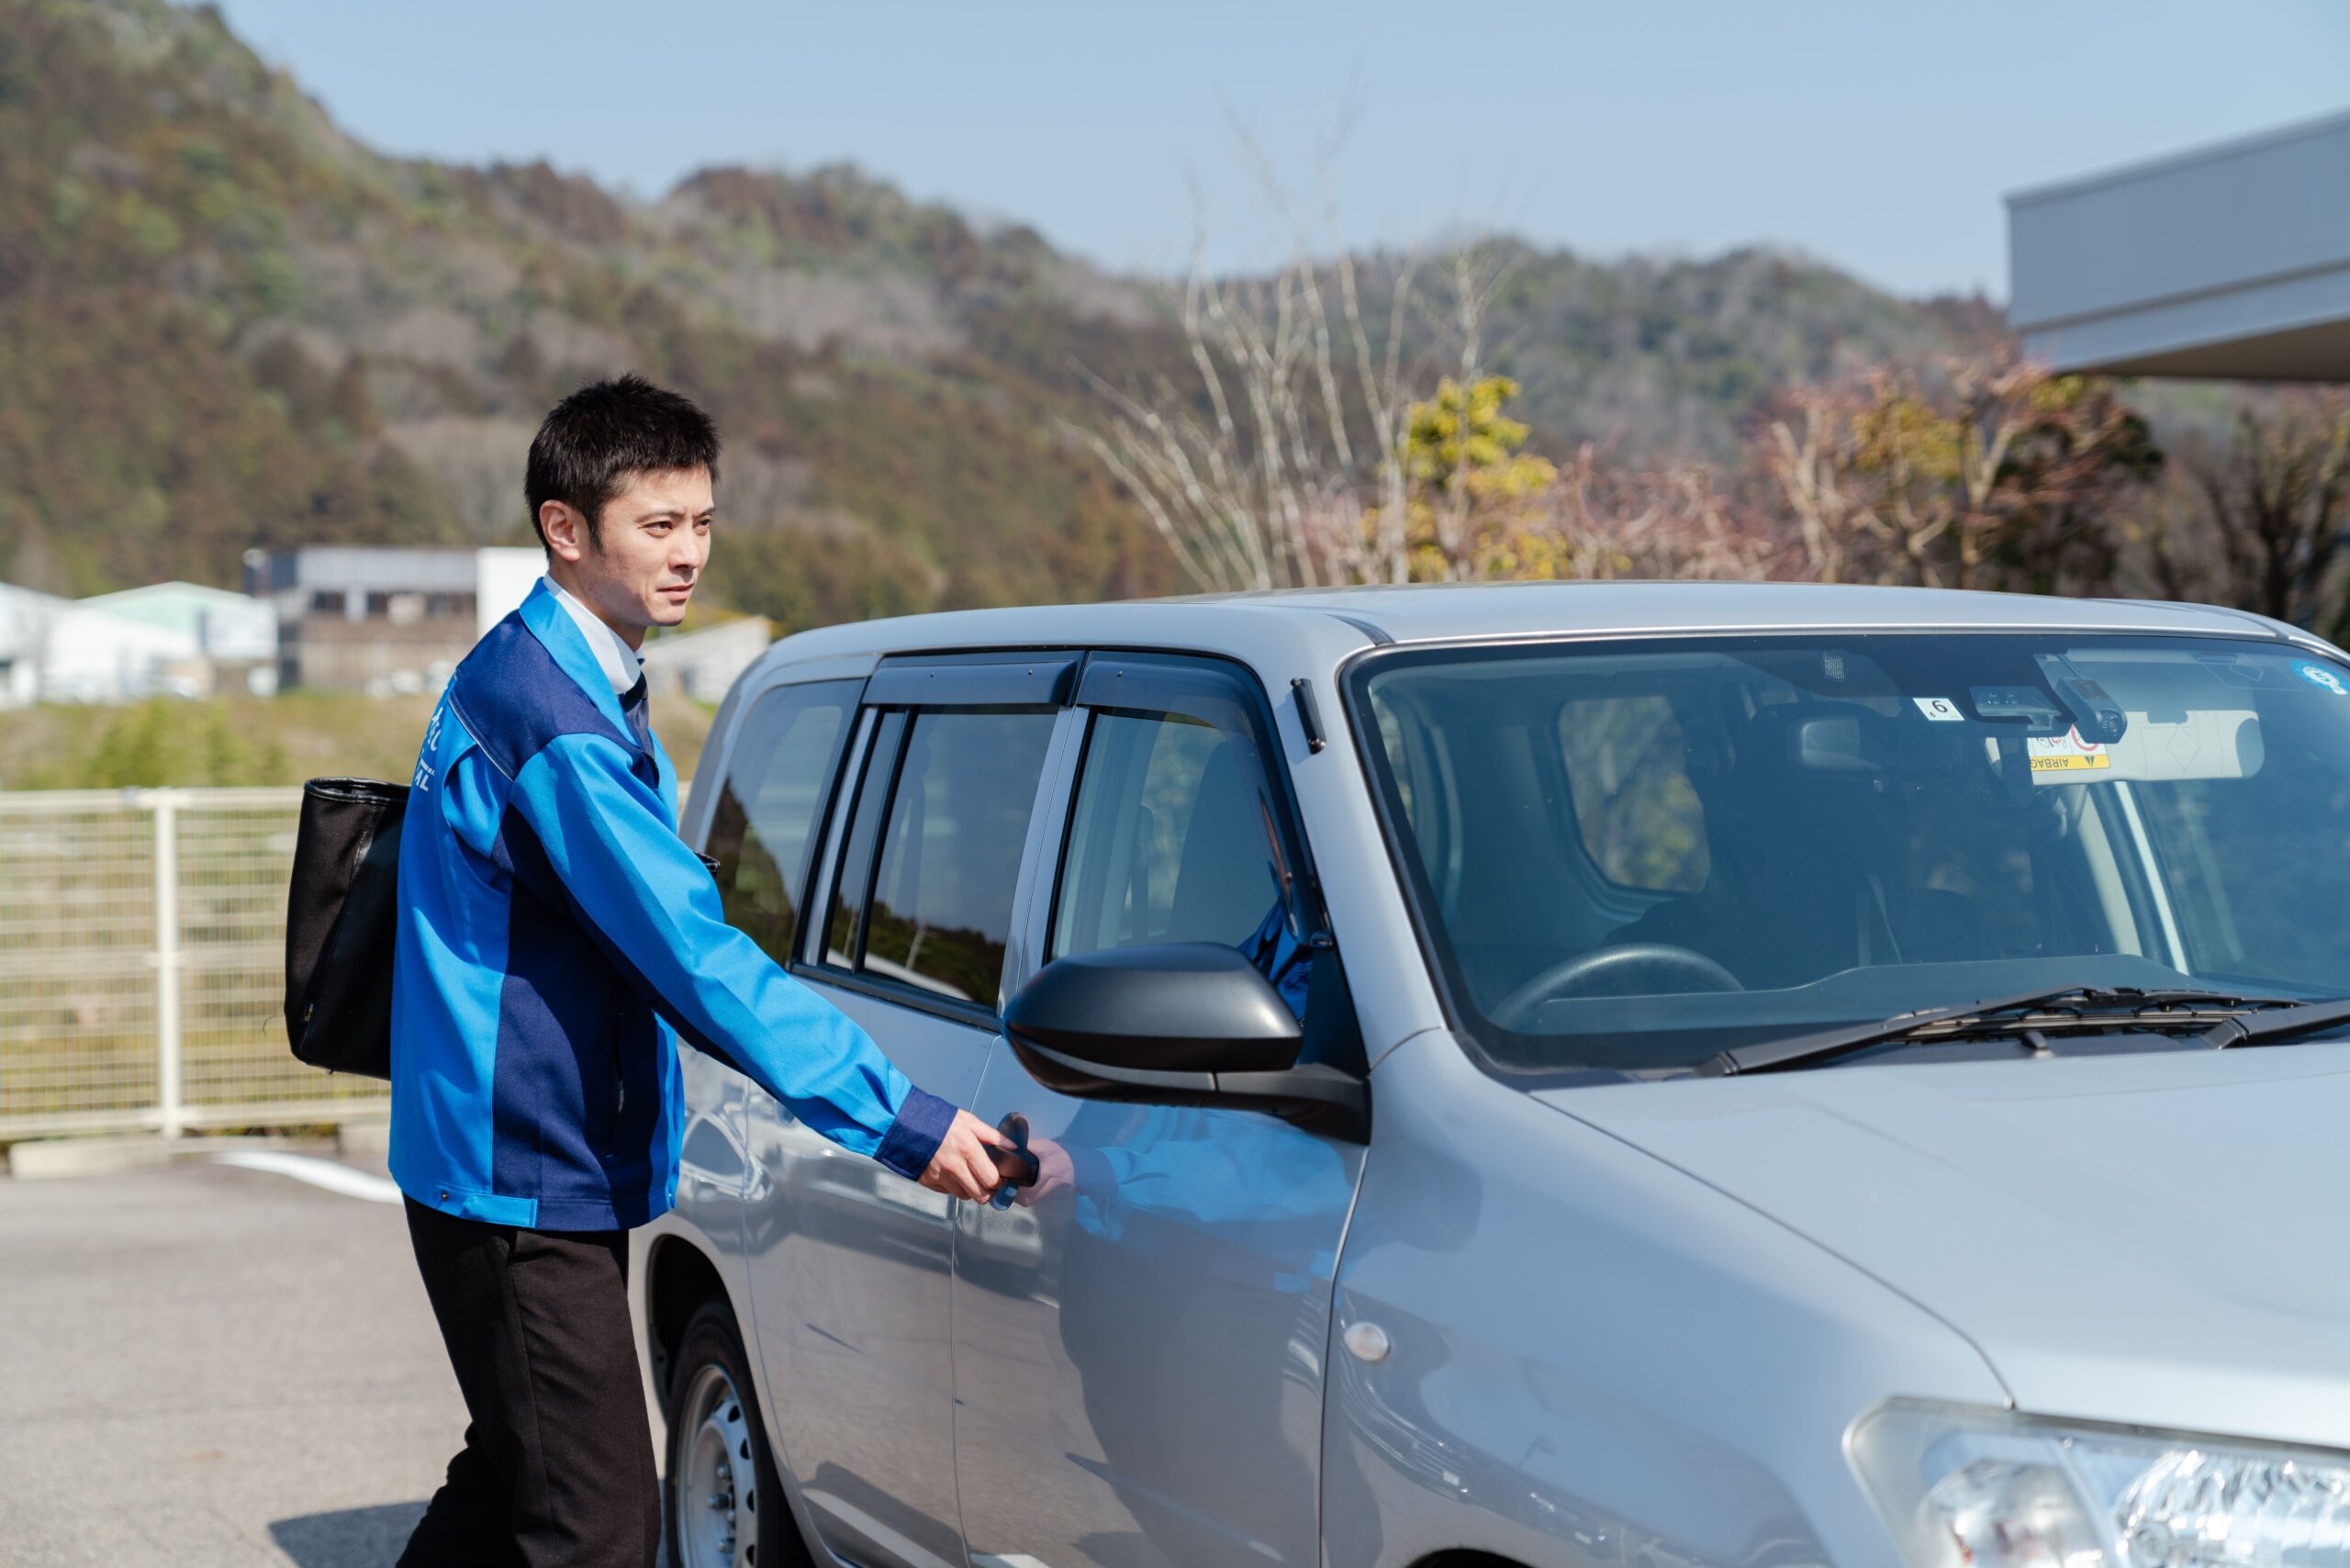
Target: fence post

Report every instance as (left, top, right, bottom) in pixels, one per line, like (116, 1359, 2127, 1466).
(151, 790, 184, 1139)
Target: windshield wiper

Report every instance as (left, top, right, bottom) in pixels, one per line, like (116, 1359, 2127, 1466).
(2203, 995, 2350, 1049)
(1697, 986, 2296, 1078)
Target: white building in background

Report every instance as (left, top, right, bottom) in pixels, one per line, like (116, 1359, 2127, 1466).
(77, 581, 277, 662)
(39, 607, 204, 703)
(73, 581, 279, 696)
(0, 584, 66, 708)
(641, 615, 774, 704)
(0, 548, 767, 708)
(0, 579, 279, 707)
(474, 547, 545, 641)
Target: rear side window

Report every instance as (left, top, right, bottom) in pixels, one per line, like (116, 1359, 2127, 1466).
(703, 680, 860, 963)
(834, 708, 1058, 1009)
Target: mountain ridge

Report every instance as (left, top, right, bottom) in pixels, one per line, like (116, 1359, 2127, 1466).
(1, 0, 1989, 626)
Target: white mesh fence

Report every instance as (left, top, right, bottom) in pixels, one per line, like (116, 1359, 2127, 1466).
(0, 788, 387, 1140)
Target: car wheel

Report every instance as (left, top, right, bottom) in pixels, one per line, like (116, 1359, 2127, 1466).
(666, 1299, 807, 1568)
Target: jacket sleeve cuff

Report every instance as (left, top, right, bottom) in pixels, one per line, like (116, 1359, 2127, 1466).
(872, 1086, 957, 1182)
(1067, 1143, 1116, 1196)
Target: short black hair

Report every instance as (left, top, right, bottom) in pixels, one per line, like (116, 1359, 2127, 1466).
(524, 375, 721, 552)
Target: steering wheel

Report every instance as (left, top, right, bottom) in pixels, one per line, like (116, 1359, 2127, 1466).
(1488, 943, 1742, 1030)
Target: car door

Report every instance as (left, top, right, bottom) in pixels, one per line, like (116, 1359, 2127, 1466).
(738, 655, 1076, 1568)
(952, 652, 1370, 1568)
(676, 673, 868, 1325)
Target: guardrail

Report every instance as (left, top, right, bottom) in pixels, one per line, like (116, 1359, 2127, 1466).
(0, 788, 386, 1141)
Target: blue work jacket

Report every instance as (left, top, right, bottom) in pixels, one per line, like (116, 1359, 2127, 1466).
(387, 578, 953, 1229)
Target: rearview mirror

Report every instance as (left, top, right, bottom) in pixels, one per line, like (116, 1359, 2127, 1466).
(1002, 943, 1368, 1141)
(1787, 712, 1969, 777)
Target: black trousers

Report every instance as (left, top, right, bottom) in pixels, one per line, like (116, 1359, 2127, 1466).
(399, 1196, 661, 1568)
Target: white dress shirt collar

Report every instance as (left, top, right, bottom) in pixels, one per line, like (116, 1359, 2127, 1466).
(543, 576, 643, 697)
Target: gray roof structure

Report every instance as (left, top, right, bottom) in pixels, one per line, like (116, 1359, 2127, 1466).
(2008, 109, 2350, 380)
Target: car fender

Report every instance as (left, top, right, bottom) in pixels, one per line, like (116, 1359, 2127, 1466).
(1323, 1033, 2008, 1568)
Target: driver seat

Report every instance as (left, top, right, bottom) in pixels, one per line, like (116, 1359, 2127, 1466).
(1606, 703, 1890, 988)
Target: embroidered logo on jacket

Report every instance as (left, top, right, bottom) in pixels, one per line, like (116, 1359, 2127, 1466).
(415, 702, 447, 790)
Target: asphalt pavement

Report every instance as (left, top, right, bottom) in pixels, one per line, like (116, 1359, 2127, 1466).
(0, 1152, 470, 1566)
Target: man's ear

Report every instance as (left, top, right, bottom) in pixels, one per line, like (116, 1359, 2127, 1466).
(540, 500, 590, 564)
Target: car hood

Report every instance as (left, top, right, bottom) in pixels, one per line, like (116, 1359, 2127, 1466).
(1535, 1040, 2350, 1448)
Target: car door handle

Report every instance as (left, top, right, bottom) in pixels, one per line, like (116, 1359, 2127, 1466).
(988, 1112, 1040, 1209)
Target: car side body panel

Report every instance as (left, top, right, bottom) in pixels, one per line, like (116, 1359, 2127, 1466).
(738, 983, 985, 1568)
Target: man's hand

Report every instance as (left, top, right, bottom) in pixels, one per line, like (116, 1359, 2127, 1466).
(917, 1108, 1015, 1202)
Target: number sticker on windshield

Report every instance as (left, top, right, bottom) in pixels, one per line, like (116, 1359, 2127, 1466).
(1912, 697, 1964, 722)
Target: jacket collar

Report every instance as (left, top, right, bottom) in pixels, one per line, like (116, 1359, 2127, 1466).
(543, 577, 644, 697)
(516, 577, 632, 738)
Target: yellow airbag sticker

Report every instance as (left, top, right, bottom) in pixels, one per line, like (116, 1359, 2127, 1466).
(2027, 729, 2110, 772)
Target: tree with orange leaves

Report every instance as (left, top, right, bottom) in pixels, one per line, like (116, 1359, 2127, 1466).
(1764, 356, 2159, 593)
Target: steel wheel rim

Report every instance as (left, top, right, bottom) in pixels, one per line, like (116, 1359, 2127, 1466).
(677, 1361, 756, 1568)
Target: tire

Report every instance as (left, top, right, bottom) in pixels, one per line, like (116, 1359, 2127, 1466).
(664, 1298, 809, 1568)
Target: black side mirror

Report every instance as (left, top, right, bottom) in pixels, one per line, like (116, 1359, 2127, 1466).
(1002, 942, 1368, 1142)
(1006, 941, 1299, 1074)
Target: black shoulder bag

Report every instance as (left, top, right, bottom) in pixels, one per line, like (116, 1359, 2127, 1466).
(284, 777, 409, 1080)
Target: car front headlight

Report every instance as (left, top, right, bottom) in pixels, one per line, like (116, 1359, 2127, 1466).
(1850, 1401, 2350, 1568)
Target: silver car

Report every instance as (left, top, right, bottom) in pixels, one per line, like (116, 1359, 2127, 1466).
(633, 582, 2350, 1568)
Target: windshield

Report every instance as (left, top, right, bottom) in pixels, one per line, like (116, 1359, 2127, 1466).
(1349, 633, 2350, 1074)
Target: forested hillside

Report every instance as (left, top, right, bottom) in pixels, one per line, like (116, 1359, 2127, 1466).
(0, 0, 1988, 627)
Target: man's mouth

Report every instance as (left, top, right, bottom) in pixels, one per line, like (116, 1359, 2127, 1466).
(658, 584, 694, 601)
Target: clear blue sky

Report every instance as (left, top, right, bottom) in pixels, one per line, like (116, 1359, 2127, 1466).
(205, 0, 2350, 302)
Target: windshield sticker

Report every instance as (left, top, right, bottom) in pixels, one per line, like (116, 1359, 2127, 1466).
(2296, 661, 2347, 696)
(1912, 696, 1964, 722)
(2196, 653, 2268, 688)
(2027, 729, 2110, 773)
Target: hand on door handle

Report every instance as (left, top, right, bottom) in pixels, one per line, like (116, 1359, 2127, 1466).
(988, 1112, 1041, 1209)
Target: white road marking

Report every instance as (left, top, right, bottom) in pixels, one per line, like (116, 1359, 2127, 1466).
(212, 1151, 402, 1204)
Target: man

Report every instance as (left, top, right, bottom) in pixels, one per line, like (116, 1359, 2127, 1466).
(387, 375, 1012, 1565)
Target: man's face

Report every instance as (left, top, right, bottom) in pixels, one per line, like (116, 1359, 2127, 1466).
(540, 466, 713, 646)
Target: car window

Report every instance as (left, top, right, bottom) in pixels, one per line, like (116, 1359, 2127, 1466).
(2136, 726, 2350, 985)
(855, 708, 1058, 1008)
(703, 680, 858, 964)
(1052, 703, 1309, 1016)
(1354, 633, 2350, 1074)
